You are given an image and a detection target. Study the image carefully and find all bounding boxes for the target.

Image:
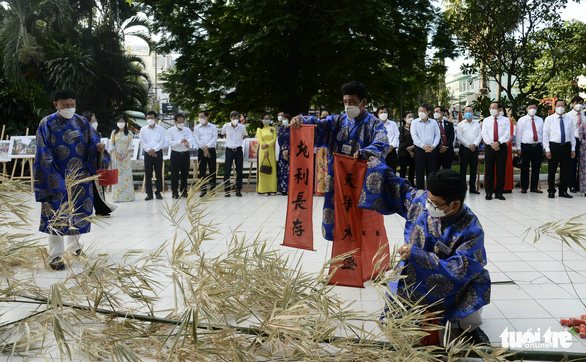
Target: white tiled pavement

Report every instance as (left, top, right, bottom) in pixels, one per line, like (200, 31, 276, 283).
(2, 186, 586, 356)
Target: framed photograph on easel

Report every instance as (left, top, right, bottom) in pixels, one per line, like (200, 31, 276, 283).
(216, 139, 226, 161)
(9, 136, 36, 158)
(244, 138, 259, 163)
(138, 142, 171, 160)
(0, 139, 11, 162)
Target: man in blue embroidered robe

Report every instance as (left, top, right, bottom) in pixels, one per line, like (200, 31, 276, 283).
(291, 81, 390, 240)
(360, 163, 491, 344)
(34, 89, 105, 270)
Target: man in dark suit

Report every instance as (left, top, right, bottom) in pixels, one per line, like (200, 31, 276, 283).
(434, 106, 455, 170)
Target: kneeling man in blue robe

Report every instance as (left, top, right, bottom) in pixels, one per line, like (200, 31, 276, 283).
(360, 163, 491, 344)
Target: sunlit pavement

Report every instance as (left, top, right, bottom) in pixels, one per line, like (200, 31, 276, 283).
(3, 187, 586, 356)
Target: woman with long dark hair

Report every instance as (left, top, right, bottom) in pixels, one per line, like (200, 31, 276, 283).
(110, 115, 135, 202)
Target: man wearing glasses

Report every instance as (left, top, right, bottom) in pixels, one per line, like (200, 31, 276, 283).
(361, 165, 491, 345)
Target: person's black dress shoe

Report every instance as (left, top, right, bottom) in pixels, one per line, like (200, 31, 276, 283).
(225, 193, 231, 197)
(74, 249, 83, 257)
(172, 193, 180, 199)
(470, 189, 480, 194)
(200, 191, 207, 197)
(145, 194, 153, 201)
(485, 194, 492, 200)
(521, 189, 527, 194)
(49, 257, 65, 271)
(530, 189, 543, 193)
(155, 192, 163, 200)
(463, 327, 491, 345)
(548, 193, 555, 199)
(182, 193, 188, 198)
(570, 187, 577, 193)
(235, 191, 242, 197)
(560, 192, 573, 198)
(495, 194, 506, 200)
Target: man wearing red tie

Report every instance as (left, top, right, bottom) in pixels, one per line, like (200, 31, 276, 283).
(567, 96, 584, 193)
(433, 106, 455, 171)
(481, 102, 510, 200)
(515, 101, 544, 194)
(543, 99, 576, 198)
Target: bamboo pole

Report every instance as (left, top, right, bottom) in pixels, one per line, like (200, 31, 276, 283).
(3, 294, 586, 361)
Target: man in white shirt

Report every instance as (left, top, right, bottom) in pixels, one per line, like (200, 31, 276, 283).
(567, 96, 584, 193)
(377, 106, 399, 171)
(194, 110, 218, 197)
(410, 103, 440, 189)
(166, 113, 195, 199)
(543, 99, 576, 198)
(516, 101, 544, 194)
(457, 106, 482, 194)
(481, 102, 511, 200)
(221, 111, 248, 197)
(140, 111, 166, 200)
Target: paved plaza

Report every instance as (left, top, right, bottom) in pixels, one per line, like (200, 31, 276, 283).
(2, 187, 586, 357)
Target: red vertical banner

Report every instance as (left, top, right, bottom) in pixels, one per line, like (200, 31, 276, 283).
(328, 154, 391, 287)
(328, 154, 368, 288)
(283, 125, 315, 251)
(361, 210, 390, 281)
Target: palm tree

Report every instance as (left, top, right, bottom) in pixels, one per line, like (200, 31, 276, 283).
(0, 0, 73, 86)
(45, 40, 97, 91)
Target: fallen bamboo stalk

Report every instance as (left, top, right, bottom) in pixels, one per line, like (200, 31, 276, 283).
(4, 295, 586, 361)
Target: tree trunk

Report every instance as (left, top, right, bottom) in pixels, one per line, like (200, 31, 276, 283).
(496, 74, 502, 101)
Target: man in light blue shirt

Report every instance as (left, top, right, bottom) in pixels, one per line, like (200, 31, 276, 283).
(410, 103, 440, 189)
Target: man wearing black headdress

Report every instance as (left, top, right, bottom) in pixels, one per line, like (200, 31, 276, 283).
(34, 90, 106, 270)
(359, 164, 491, 345)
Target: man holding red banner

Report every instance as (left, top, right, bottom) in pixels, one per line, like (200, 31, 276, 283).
(291, 81, 389, 241)
(359, 164, 491, 345)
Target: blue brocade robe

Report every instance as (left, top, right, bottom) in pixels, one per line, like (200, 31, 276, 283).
(302, 111, 389, 241)
(358, 158, 491, 323)
(33, 112, 101, 235)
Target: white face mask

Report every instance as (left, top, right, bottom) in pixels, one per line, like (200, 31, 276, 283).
(59, 108, 75, 119)
(499, 111, 504, 117)
(379, 113, 388, 121)
(263, 119, 271, 126)
(433, 112, 442, 120)
(345, 99, 363, 120)
(574, 104, 583, 112)
(443, 116, 448, 121)
(198, 118, 206, 124)
(177, 123, 184, 130)
(278, 115, 283, 122)
(555, 106, 565, 115)
(489, 109, 499, 117)
(117, 122, 125, 129)
(231, 119, 239, 126)
(282, 119, 289, 126)
(418, 112, 427, 120)
(406, 117, 413, 124)
(426, 199, 452, 218)
(527, 108, 537, 116)
(147, 118, 155, 126)
(91, 122, 98, 131)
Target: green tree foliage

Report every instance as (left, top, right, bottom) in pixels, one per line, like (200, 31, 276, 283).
(445, 0, 586, 120)
(139, 0, 453, 122)
(0, 0, 150, 135)
(530, 20, 586, 103)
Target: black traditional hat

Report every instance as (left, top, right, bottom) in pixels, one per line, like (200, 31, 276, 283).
(53, 89, 78, 101)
